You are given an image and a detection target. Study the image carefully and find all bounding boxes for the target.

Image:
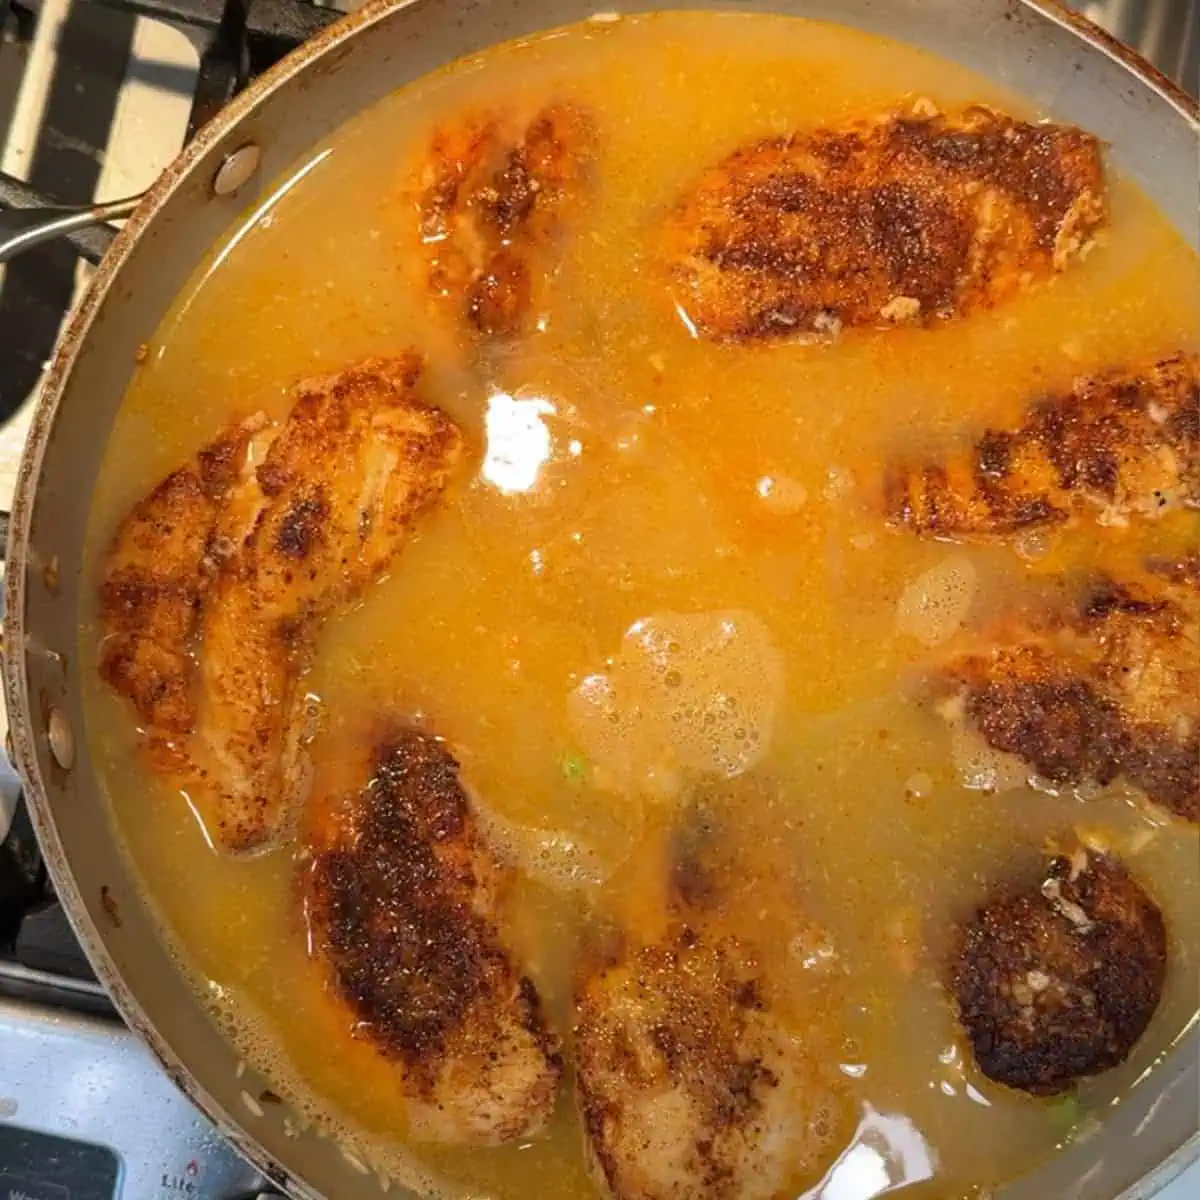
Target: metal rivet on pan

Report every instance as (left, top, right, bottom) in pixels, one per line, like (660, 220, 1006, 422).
(48, 709, 74, 771)
(212, 144, 261, 197)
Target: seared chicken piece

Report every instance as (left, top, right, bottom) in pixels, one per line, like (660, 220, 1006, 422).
(662, 102, 1105, 341)
(301, 726, 562, 1144)
(951, 847, 1167, 1096)
(188, 356, 462, 852)
(410, 103, 596, 338)
(575, 930, 846, 1200)
(888, 352, 1199, 537)
(940, 557, 1200, 823)
(574, 824, 848, 1200)
(99, 356, 464, 852)
(99, 414, 270, 734)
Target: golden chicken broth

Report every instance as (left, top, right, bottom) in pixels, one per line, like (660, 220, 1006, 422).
(81, 12, 1200, 1199)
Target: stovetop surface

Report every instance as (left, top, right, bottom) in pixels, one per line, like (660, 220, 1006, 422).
(0, 989, 272, 1198)
(0, 0, 1197, 1196)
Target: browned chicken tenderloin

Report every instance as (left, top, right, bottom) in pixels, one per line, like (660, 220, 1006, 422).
(301, 727, 562, 1145)
(98, 413, 269, 734)
(99, 355, 464, 853)
(574, 823, 848, 1200)
(412, 103, 596, 338)
(888, 352, 1200, 538)
(951, 848, 1167, 1096)
(663, 102, 1105, 341)
(940, 557, 1200, 823)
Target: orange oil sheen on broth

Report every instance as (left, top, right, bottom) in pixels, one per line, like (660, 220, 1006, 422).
(79, 12, 1200, 1200)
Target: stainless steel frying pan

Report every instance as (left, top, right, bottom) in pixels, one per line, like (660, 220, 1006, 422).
(2, 1, 1197, 1196)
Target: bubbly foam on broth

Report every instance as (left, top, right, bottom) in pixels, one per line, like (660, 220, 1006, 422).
(80, 11, 1200, 1200)
(895, 556, 979, 648)
(475, 800, 616, 891)
(569, 609, 785, 799)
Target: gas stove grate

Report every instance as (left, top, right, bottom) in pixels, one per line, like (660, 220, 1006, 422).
(0, 0, 342, 419)
(106, 0, 343, 135)
(0, 0, 339, 214)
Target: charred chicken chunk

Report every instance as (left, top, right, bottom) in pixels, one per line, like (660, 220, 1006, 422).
(411, 103, 596, 338)
(662, 102, 1105, 341)
(301, 726, 563, 1144)
(951, 848, 1167, 1096)
(888, 353, 1199, 537)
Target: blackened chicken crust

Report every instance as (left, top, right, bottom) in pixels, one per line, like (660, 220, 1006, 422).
(942, 557, 1200, 824)
(411, 102, 596, 338)
(951, 848, 1167, 1096)
(302, 726, 563, 1146)
(888, 352, 1199, 537)
(663, 102, 1105, 341)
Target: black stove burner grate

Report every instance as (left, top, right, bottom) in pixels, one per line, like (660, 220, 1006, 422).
(0, 0, 339, 216)
(94, 0, 338, 135)
(87, 0, 340, 135)
(0, 0, 339, 418)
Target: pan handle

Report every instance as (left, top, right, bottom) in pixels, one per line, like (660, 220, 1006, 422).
(0, 193, 143, 265)
(0, 189, 140, 554)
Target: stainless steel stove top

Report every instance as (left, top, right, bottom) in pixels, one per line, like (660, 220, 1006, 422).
(0, 981, 269, 1198)
(0, 0, 1196, 1197)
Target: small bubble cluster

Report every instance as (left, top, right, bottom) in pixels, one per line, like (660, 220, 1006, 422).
(896, 555, 978, 647)
(568, 610, 785, 797)
(475, 801, 613, 891)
